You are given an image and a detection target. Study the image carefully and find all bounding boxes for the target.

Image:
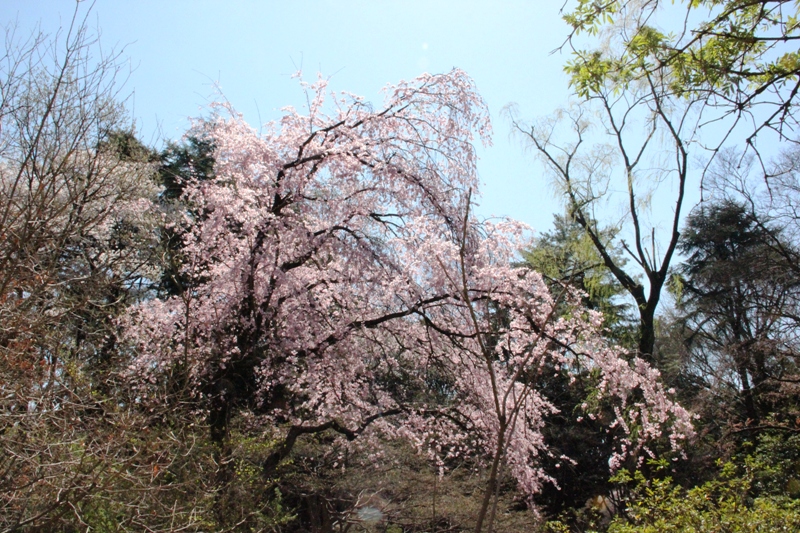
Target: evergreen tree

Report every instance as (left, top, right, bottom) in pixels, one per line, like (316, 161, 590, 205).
(674, 200, 800, 431)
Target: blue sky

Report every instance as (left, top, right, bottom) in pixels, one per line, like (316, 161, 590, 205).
(3, 1, 577, 232)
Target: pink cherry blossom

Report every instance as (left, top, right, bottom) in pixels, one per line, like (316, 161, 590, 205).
(121, 70, 692, 514)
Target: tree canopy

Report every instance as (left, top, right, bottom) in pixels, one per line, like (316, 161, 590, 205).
(5, 1, 800, 531)
(565, 0, 800, 165)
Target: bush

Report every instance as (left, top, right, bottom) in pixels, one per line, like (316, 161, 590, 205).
(605, 450, 800, 533)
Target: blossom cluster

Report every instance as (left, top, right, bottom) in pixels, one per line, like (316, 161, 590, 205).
(123, 69, 692, 500)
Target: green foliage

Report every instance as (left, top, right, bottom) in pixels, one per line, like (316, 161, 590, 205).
(544, 433, 800, 533)
(99, 129, 159, 162)
(563, 0, 800, 144)
(155, 135, 216, 297)
(158, 135, 216, 201)
(747, 433, 800, 499)
(670, 199, 800, 427)
(563, 0, 620, 36)
(522, 214, 635, 346)
(606, 457, 800, 533)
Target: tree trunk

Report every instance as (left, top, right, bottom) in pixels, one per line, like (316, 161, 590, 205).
(475, 427, 505, 533)
(637, 300, 658, 362)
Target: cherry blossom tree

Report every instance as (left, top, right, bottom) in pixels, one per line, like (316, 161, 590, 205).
(122, 70, 693, 529)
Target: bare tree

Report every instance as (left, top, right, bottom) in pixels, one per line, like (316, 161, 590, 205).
(0, 4, 177, 530)
(516, 0, 800, 361)
(509, 68, 694, 360)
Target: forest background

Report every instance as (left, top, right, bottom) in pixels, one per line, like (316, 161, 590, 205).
(2, 1, 800, 532)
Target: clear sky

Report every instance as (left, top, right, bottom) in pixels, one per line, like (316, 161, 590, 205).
(2, 0, 578, 232)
